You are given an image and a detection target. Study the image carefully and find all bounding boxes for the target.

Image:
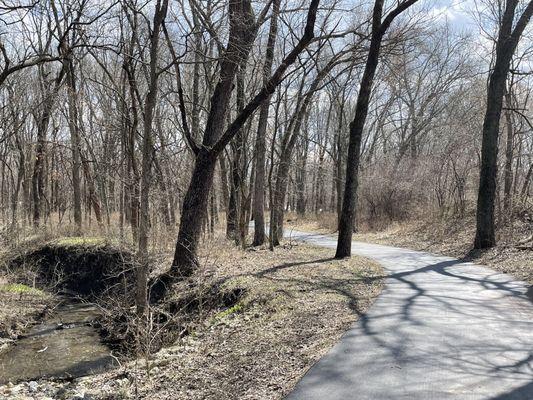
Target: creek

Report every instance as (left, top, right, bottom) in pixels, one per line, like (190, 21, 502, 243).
(0, 298, 116, 384)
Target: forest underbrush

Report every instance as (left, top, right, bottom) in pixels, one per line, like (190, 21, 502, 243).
(0, 227, 383, 399)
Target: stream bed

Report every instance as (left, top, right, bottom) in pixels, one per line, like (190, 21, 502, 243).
(0, 299, 116, 384)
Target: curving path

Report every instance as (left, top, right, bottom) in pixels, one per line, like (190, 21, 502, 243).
(284, 229, 533, 400)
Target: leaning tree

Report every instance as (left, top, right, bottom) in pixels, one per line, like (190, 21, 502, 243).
(336, 0, 420, 258)
(167, 0, 321, 280)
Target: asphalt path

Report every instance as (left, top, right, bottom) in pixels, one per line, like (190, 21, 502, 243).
(284, 229, 533, 400)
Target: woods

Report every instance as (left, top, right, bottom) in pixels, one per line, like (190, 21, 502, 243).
(1, 0, 533, 398)
(0, 0, 532, 330)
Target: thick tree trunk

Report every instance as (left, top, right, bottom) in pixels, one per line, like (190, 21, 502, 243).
(336, 33, 383, 257)
(474, 0, 533, 248)
(171, 0, 256, 273)
(169, 0, 319, 277)
(474, 60, 510, 248)
(172, 149, 218, 275)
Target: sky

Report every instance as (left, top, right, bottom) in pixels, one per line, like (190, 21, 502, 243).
(427, 0, 477, 30)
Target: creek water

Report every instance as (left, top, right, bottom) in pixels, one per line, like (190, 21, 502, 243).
(0, 300, 116, 384)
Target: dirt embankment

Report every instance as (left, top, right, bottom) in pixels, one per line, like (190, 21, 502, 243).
(0, 283, 52, 352)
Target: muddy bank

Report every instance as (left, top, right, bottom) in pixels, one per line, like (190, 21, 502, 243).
(0, 238, 132, 385)
(0, 283, 53, 345)
(8, 238, 136, 299)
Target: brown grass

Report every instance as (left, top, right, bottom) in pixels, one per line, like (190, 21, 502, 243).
(0, 236, 383, 399)
(353, 213, 533, 284)
(284, 208, 533, 284)
(0, 282, 53, 347)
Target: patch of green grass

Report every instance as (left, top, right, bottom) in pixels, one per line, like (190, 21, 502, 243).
(213, 303, 244, 321)
(0, 283, 44, 295)
(52, 237, 107, 247)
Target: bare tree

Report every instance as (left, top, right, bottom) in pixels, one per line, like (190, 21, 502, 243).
(474, 0, 533, 248)
(168, 0, 321, 279)
(336, 0, 420, 258)
(137, 0, 169, 315)
(252, 0, 280, 246)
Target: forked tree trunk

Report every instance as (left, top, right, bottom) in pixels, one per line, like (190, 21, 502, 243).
(168, 0, 320, 279)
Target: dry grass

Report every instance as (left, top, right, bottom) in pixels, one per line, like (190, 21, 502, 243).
(283, 212, 338, 235)
(0, 236, 383, 399)
(0, 281, 53, 348)
(139, 242, 382, 400)
(284, 208, 533, 284)
(0, 239, 54, 344)
(353, 213, 533, 284)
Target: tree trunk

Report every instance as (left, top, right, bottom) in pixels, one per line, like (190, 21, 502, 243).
(172, 149, 218, 275)
(296, 135, 309, 217)
(474, 0, 533, 249)
(171, 0, 257, 272)
(169, 0, 320, 277)
(124, 57, 140, 243)
(502, 90, 514, 214)
(252, 0, 280, 246)
(226, 150, 239, 239)
(137, 0, 168, 316)
(336, 0, 420, 258)
(65, 57, 83, 232)
(336, 40, 382, 256)
(32, 77, 64, 226)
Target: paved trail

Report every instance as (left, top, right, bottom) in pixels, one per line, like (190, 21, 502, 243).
(284, 230, 533, 400)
